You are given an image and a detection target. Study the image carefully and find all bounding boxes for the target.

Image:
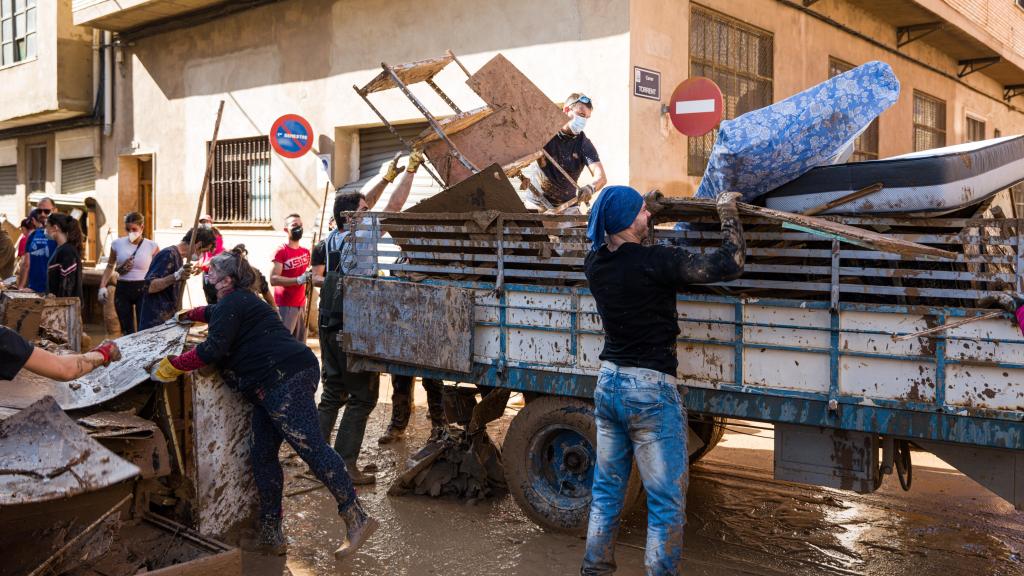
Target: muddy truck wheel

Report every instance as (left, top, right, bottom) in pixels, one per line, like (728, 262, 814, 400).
(688, 415, 726, 463)
(502, 396, 643, 535)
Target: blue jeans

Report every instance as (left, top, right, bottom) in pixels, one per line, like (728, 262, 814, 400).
(582, 364, 688, 576)
(250, 363, 358, 521)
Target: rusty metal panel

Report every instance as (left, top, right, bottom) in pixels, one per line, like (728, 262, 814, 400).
(424, 54, 565, 186)
(774, 425, 878, 493)
(344, 277, 474, 373)
(78, 411, 171, 479)
(0, 323, 188, 410)
(190, 370, 257, 544)
(0, 396, 139, 505)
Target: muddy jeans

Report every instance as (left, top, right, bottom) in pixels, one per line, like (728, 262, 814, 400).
(390, 375, 445, 428)
(582, 363, 688, 576)
(250, 363, 358, 521)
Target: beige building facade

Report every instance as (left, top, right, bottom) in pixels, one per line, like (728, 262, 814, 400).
(3, 0, 1024, 301)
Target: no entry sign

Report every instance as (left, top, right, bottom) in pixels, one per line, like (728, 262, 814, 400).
(270, 114, 314, 158)
(668, 77, 723, 137)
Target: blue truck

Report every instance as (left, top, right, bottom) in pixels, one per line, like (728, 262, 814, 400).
(338, 208, 1024, 533)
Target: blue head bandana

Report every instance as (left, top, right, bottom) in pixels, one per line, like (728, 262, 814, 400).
(586, 185, 644, 251)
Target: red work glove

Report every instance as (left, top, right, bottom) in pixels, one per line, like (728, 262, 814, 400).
(90, 340, 122, 366)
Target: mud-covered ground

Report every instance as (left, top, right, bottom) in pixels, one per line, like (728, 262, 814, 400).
(243, 386, 1024, 576)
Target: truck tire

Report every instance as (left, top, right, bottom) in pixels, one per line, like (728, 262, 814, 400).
(688, 415, 727, 463)
(502, 396, 642, 535)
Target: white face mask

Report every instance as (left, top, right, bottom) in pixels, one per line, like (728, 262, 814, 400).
(568, 113, 587, 135)
(128, 231, 141, 243)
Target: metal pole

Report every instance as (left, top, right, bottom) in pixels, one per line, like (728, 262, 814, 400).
(352, 85, 445, 187)
(382, 64, 479, 176)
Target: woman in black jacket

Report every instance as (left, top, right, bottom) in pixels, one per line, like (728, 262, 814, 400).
(44, 213, 83, 302)
(149, 247, 376, 558)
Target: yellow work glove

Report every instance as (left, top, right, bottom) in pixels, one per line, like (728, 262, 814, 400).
(150, 356, 186, 383)
(382, 157, 403, 183)
(406, 149, 425, 173)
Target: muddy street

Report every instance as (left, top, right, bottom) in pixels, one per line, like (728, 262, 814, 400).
(245, 393, 1024, 576)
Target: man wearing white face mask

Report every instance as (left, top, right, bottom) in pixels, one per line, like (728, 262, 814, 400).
(99, 212, 160, 335)
(526, 93, 607, 211)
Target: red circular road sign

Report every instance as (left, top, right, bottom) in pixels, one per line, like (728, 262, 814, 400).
(270, 114, 314, 158)
(669, 77, 724, 137)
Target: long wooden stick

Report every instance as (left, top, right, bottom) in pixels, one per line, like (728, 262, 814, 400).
(177, 100, 225, 308)
(891, 309, 1004, 341)
(801, 182, 883, 216)
(304, 179, 333, 324)
(651, 197, 956, 260)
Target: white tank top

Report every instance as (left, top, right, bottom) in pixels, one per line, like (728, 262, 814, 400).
(111, 236, 159, 281)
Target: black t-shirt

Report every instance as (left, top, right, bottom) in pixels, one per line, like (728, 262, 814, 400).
(538, 131, 600, 203)
(584, 238, 744, 376)
(311, 238, 326, 267)
(47, 242, 83, 300)
(196, 289, 316, 395)
(0, 326, 34, 380)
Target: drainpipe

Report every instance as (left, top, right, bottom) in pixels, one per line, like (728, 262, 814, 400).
(92, 30, 100, 109)
(103, 31, 113, 137)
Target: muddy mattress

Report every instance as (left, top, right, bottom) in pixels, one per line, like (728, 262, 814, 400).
(763, 135, 1024, 215)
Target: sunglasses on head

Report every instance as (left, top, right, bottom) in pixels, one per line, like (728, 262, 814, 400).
(569, 95, 592, 106)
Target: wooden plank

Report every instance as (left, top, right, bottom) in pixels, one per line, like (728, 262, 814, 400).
(411, 106, 494, 148)
(651, 197, 957, 260)
(359, 54, 454, 94)
(801, 182, 883, 216)
(190, 370, 257, 545)
(343, 277, 474, 372)
(148, 549, 241, 576)
(424, 54, 566, 185)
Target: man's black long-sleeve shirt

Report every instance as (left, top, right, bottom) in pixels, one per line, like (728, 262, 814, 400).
(584, 217, 745, 376)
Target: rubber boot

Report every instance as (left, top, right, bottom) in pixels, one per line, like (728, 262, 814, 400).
(334, 500, 379, 560)
(256, 516, 287, 556)
(378, 392, 411, 445)
(345, 459, 377, 485)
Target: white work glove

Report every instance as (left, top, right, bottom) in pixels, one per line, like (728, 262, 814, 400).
(173, 262, 193, 281)
(295, 270, 311, 285)
(3, 276, 17, 288)
(98, 286, 109, 303)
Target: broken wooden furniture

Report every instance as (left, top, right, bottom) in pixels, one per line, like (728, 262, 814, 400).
(353, 50, 566, 188)
(0, 290, 82, 351)
(0, 323, 247, 575)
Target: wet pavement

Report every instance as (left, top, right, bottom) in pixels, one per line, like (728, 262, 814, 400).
(243, 391, 1024, 576)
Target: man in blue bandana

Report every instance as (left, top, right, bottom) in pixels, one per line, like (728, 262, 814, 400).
(581, 186, 746, 575)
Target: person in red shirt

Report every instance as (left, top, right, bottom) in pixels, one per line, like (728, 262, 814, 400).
(270, 213, 311, 341)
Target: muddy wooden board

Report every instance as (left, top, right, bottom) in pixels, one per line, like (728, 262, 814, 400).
(424, 54, 565, 186)
(67, 513, 241, 576)
(343, 276, 475, 373)
(403, 163, 527, 215)
(0, 397, 139, 575)
(190, 370, 257, 544)
(0, 396, 139, 505)
(0, 322, 188, 411)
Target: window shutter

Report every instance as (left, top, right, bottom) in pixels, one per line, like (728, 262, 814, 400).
(61, 157, 95, 195)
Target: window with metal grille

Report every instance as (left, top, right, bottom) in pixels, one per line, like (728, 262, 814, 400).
(966, 116, 986, 142)
(208, 136, 271, 224)
(1, 0, 36, 67)
(27, 143, 45, 194)
(60, 157, 95, 194)
(913, 91, 946, 151)
(0, 165, 13, 195)
(829, 58, 880, 161)
(688, 5, 774, 176)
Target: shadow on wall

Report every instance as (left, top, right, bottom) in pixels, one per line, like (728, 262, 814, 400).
(131, 0, 629, 99)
